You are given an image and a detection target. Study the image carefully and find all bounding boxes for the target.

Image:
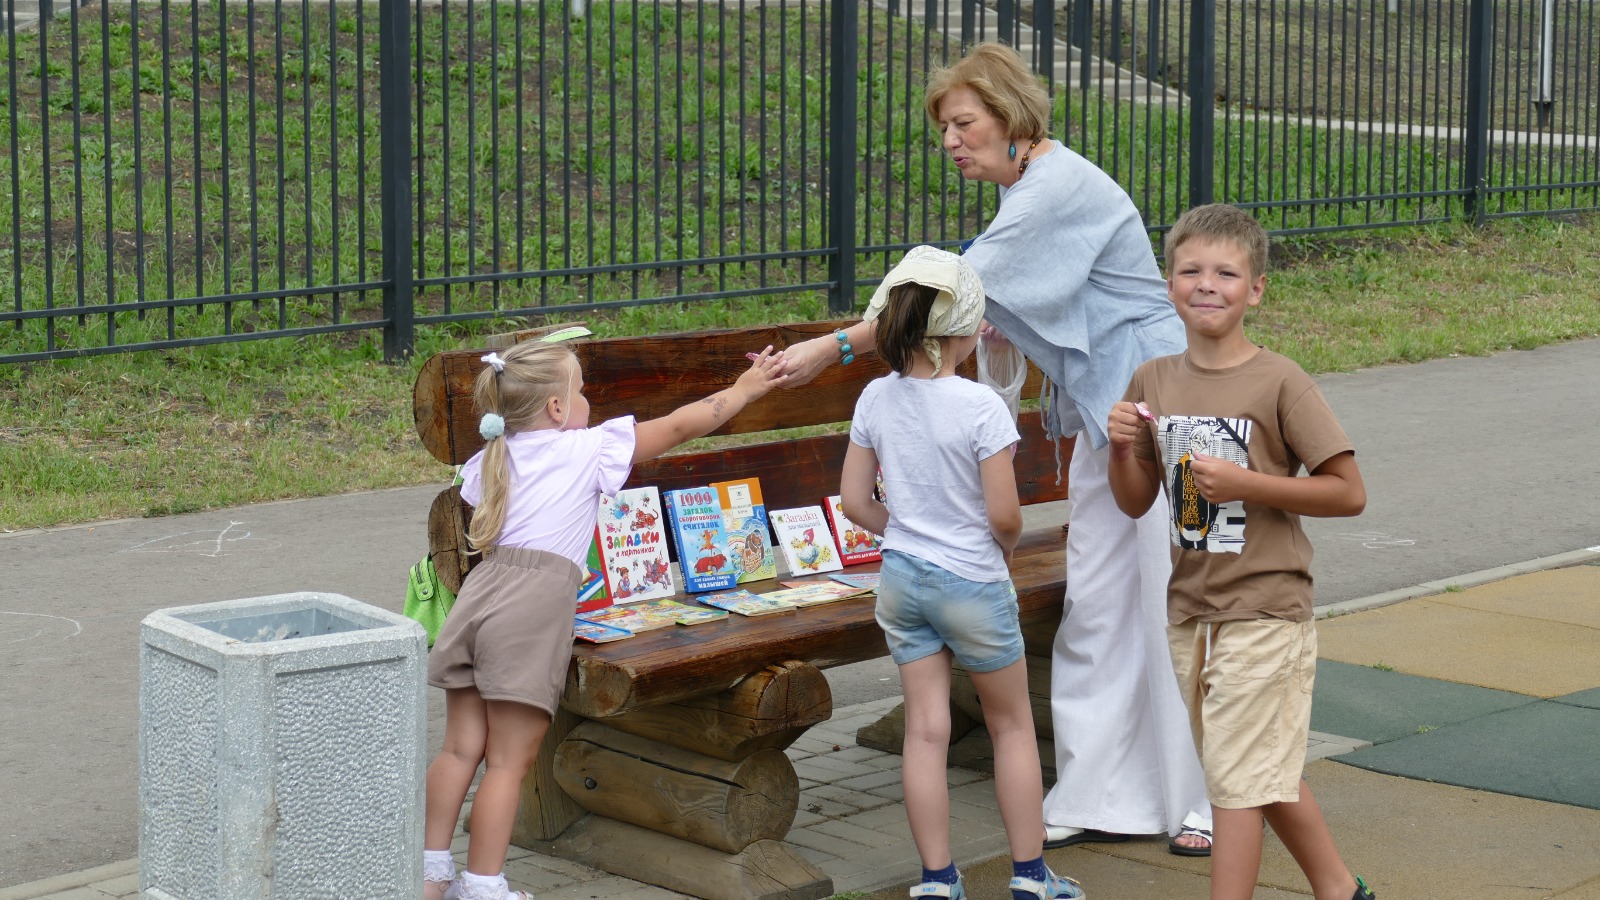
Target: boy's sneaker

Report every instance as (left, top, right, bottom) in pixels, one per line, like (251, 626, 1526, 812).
(1352, 875, 1377, 900)
(909, 872, 965, 899)
(1009, 866, 1085, 900)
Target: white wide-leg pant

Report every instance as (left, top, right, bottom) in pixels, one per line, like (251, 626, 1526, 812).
(1041, 438, 1209, 835)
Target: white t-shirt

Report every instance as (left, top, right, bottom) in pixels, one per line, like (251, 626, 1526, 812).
(848, 374, 1020, 582)
(460, 416, 636, 568)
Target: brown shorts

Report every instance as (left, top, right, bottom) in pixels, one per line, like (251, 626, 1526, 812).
(1167, 618, 1317, 809)
(427, 546, 581, 715)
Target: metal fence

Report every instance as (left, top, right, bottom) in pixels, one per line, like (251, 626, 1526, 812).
(2, 0, 1596, 363)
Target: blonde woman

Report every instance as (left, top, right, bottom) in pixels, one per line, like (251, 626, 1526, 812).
(782, 42, 1213, 859)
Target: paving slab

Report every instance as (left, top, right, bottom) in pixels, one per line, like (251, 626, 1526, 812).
(1551, 876, 1600, 899)
(1335, 700, 1600, 810)
(1555, 688, 1600, 711)
(1310, 659, 1537, 745)
(857, 841, 1307, 900)
(1317, 594, 1600, 699)
(864, 760, 1600, 899)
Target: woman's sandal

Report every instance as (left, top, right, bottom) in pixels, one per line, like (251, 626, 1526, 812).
(1168, 811, 1214, 857)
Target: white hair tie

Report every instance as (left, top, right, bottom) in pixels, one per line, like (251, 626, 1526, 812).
(481, 352, 506, 372)
(479, 413, 506, 440)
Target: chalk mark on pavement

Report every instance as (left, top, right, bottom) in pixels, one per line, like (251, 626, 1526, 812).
(2, 611, 84, 644)
(1334, 531, 1418, 550)
(124, 521, 281, 557)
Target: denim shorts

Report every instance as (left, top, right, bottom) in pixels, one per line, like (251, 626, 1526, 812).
(875, 549, 1024, 673)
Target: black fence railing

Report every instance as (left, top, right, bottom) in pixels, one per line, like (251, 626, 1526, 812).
(2, 0, 1596, 363)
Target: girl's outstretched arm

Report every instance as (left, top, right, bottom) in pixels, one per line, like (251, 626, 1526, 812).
(631, 346, 787, 463)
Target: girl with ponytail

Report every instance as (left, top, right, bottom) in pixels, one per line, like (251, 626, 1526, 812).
(840, 246, 1085, 900)
(422, 339, 786, 900)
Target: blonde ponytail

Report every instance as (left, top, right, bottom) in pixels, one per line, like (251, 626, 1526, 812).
(465, 342, 579, 552)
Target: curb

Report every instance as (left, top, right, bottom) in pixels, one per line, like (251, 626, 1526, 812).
(0, 860, 139, 900)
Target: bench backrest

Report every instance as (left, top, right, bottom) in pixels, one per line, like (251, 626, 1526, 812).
(413, 320, 1071, 587)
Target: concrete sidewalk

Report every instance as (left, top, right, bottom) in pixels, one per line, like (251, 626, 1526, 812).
(4, 337, 1599, 897)
(6, 559, 1599, 900)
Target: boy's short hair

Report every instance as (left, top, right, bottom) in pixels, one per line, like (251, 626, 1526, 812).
(924, 42, 1052, 142)
(1165, 204, 1270, 280)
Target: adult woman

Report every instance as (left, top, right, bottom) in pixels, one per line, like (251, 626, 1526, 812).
(781, 42, 1212, 855)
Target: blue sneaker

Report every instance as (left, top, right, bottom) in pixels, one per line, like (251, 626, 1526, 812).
(1010, 866, 1085, 899)
(909, 873, 965, 899)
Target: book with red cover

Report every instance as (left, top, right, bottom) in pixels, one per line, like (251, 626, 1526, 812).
(823, 494, 883, 565)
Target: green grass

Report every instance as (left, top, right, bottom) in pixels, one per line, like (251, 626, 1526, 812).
(2, 1, 1597, 361)
(2, 2, 1598, 530)
(1053, 0, 1600, 136)
(3, 211, 1599, 532)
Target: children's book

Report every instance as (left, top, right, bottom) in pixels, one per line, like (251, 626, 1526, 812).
(711, 477, 777, 584)
(696, 589, 798, 617)
(823, 494, 884, 565)
(576, 531, 611, 613)
(758, 582, 872, 607)
(769, 506, 843, 575)
(578, 604, 675, 633)
(829, 571, 882, 592)
(629, 598, 730, 627)
(573, 617, 633, 643)
(663, 487, 740, 592)
(596, 487, 676, 603)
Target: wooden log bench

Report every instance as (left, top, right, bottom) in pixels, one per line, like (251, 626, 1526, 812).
(412, 320, 1073, 900)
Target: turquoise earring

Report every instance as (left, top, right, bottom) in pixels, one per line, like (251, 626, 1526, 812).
(1008, 143, 1017, 160)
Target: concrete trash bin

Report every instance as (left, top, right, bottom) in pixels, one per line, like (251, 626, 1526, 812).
(139, 592, 428, 899)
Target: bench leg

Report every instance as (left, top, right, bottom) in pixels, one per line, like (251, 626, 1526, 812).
(507, 661, 835, 898)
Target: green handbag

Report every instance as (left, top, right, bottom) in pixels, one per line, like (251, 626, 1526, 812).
(404, 556, 457, 647)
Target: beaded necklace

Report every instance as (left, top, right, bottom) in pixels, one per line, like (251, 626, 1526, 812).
(1016, 138, 1043, 176)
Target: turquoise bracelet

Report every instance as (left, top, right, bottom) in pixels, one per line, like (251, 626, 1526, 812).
(834, 329, 855, 365)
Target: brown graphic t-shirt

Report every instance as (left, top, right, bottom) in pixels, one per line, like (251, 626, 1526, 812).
(1125, 349, 1354, 624)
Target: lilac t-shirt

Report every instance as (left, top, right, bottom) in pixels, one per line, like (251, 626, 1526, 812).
(460, 415, 636, 568)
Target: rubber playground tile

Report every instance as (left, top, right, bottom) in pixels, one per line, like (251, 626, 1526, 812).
(1085, 761, 1600, 898)
(1431, 565, 1600, 630)
(1318, 599, 1600, 698)
(1556, 687, 1600, 710)
(1335, 700, 1600, 810)
(1310, 659, 1535, 745)
(1294, 761, 1600, 899)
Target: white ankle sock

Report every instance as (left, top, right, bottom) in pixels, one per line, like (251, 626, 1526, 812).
(423, 850, 455, 884)
(459, 870, 510, 900)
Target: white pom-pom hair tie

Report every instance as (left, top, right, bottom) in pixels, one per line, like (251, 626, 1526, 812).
(481, 351, 507, 372)
(479, 413, 506, 440)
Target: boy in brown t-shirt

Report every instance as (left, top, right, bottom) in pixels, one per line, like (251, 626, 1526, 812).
(1105, 204, 1376, 900)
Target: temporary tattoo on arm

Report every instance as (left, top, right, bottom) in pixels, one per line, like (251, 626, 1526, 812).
(707, 396, 729, 420)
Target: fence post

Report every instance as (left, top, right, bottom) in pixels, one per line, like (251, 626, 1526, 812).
(827, 0, 857, 316)
(1462, 0, 1493, 224)
(378, 0, 415, 361)
(1187, 0, 1215, 208)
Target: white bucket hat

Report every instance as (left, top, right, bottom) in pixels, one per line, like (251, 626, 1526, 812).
(863, 245, 986, 372)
